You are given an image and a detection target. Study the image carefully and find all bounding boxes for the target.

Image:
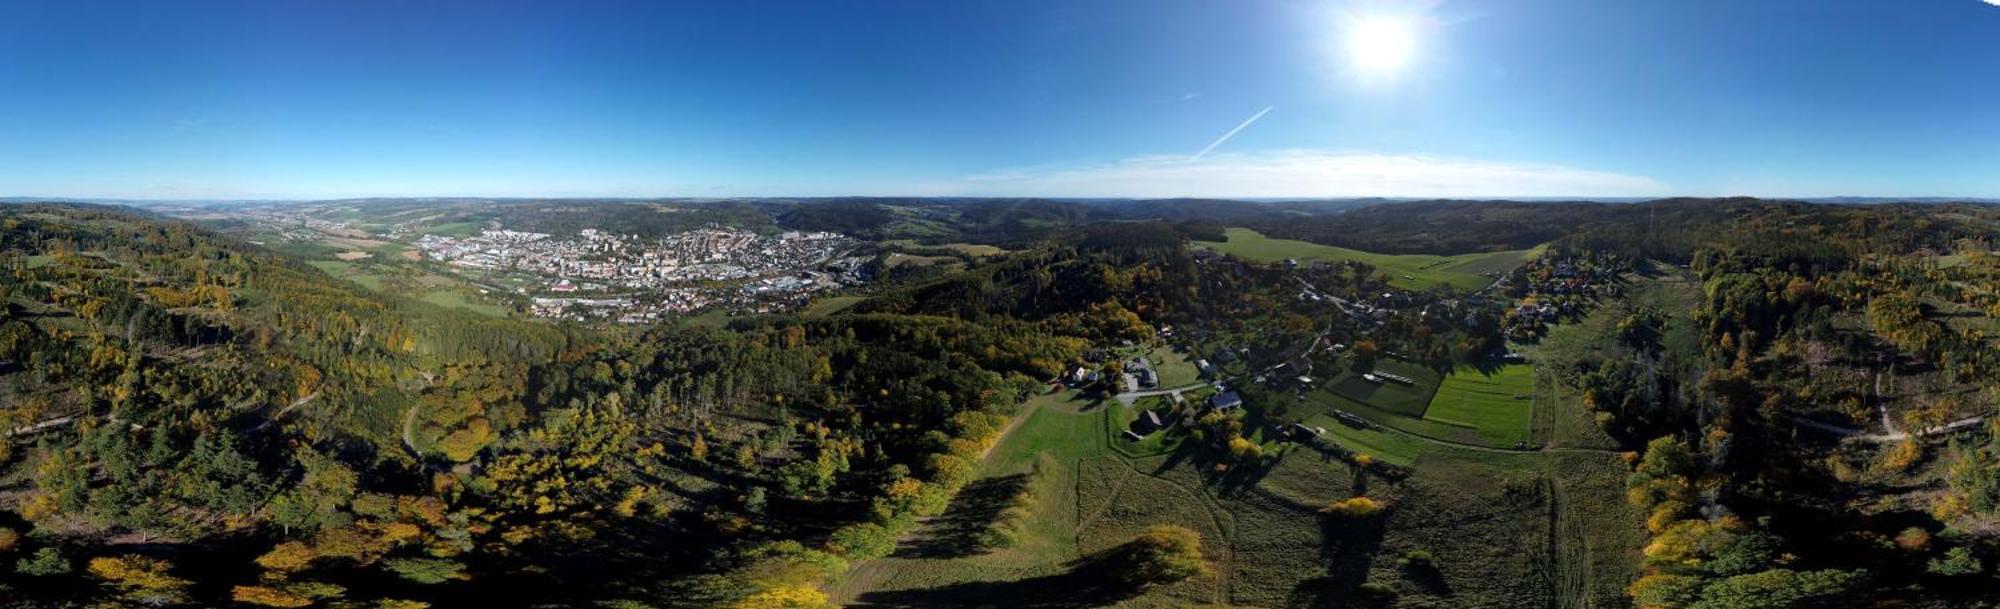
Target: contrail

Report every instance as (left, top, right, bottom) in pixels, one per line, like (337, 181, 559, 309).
(1192, 106, 1272, 161)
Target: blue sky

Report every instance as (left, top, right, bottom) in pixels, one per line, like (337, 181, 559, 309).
(2, 0, 1997, 199)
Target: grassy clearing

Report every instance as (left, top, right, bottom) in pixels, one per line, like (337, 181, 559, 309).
(1426, 364, 1536, 447)
(1192, 228, 1534, 291)
(884, 240, 1009, 257)
(844, 381, 1593, 609)
(308, 260, 387, 291)
(1548, 451, 1647, 609)
(803, 295, 867, 317)
(1358, 450, 1556, 609)
(885, 253, 962, 270)
(1298, 412, 1425, 466)
(309, 259, 509, 317)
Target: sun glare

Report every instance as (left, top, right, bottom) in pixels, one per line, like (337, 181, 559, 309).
(1345, 16, 1417, 75)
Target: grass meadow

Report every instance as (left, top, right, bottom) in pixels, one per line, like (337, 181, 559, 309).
(837, 372, 1643, 609)
(1192, 228, 1539, 291)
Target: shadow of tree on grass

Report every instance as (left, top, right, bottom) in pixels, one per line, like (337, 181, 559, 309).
(893, 473, 1032, 559)
(852, 545, 1153, 609)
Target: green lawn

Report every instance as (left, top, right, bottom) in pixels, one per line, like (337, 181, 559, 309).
(1107, 396, 1184, 458)
(1192, 227, 1537, 291)
(1143, 346, 1204, 388)
(1426, 364, 1536, 447)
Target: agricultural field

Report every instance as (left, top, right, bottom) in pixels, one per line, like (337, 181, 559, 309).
(1192, 227, 1539, 291)
(1426, 364, 1536, 447)
(1309, 357, 1541, 450)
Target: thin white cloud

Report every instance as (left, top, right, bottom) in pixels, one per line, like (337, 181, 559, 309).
(1192, 106, 1273, 160)
(932, 150, 1671, 198)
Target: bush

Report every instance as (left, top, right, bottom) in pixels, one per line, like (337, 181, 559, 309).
(1108, 525, 1208, 587)
(1322, 496, 1385, 519)
(1355, 580, 1398, 601)
(1399, 549, 1435, 572)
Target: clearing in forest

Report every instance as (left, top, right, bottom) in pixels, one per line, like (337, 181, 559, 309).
(1192, 227, 1538, 291)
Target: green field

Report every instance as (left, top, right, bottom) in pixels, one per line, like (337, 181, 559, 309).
(802, 295, 867, 317)
(884, 240, 1009, 257)
(307, 259, 388, 290)
(1426, 364, 1536, 447)
(308, 259, 509, 317)
(1192, 227, 1539, 291)
(1309, 357, 1538, 449)
(885, 252, 962, 269)
(1299, 412, 1426, 466)
(837, 369, 1642, 609)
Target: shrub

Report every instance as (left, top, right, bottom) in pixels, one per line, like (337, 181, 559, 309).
(1892, 527, 1931, 552)
(1322, 496, 1385, 519)
(1399, 549, 1435, 572)
(1109, 525, 1208, 587)
(1355, 580, 1397, 601)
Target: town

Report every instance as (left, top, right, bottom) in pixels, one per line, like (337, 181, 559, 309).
(418, 225, 873, 321)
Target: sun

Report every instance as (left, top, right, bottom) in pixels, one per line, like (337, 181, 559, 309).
(1345, 15, 1418, 75)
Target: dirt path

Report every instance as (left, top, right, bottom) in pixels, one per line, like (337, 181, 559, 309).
(254, 390, 322, 431)
(5, 415, 78, 438)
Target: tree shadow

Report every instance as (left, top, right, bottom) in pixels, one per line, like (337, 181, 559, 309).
(893, 473, 1032, 559)
(1289, 511, 1390, 609)
(1403, 563, 1454, 596)
(850, 547, 1142, 609)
